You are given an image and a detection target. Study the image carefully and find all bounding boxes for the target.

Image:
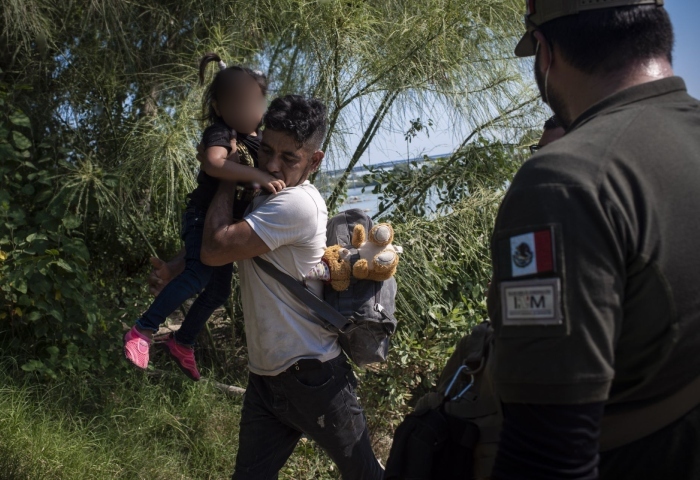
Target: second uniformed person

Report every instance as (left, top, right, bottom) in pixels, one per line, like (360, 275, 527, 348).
(488, 1, 700, 478)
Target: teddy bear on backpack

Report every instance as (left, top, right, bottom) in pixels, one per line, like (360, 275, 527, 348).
(305, 223, 402, 291)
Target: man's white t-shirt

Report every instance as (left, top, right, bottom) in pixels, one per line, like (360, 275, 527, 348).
(239, 181, 341, 376)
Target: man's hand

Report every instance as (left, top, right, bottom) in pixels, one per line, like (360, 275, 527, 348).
(147, 254, 185, 296)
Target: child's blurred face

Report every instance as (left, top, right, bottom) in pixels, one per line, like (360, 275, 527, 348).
(213, 71, 266, 134)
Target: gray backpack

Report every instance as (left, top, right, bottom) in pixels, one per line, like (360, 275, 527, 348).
(254, 208, 398, 367)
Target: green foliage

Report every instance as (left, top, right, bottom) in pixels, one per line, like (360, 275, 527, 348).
(1, 0, 541, 251)
(367, 138, 525, 219)
(357, 189, 505, 431)
(0, 1, 540, 476)
(352, 140, 523, 431)
(0, 87, 122, 377)
(0, 0, 539, 379)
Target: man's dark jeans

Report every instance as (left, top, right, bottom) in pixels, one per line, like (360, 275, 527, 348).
(137, 206, 233, 345)
(232, 353, 384, 480)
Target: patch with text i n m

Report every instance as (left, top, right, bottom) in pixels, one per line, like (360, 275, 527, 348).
(500, 277, 562, 326)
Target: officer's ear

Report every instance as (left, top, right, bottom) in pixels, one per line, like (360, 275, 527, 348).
(533, 31, 553, 74)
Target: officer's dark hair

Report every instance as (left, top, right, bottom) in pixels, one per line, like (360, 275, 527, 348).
(543, 115, 561, 131)
(263, 95, 328, 150)
(538, 6, 674, 76)
(198, 52, 268, 125)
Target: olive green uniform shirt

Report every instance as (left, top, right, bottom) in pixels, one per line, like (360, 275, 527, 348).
(487, 77, 700, 412)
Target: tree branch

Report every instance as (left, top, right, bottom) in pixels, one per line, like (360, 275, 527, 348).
(372, 97, 538, 219)
(326, 89, 400, 212)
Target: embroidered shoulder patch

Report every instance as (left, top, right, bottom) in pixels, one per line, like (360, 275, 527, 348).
(500, 278, 562, 326)
(498, 228, 555, 278)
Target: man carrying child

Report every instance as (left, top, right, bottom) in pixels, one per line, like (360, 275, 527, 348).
(151, 94, 383, 479)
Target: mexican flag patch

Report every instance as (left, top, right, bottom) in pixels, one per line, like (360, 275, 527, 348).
(498, 229, 555, 278)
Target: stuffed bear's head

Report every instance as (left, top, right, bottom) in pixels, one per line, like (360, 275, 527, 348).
(351, 223, 402, 282)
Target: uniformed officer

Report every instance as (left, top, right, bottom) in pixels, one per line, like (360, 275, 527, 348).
(488, 1, 700, 478)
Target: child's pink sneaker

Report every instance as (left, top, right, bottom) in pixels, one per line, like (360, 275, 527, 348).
(124, 326, 151, 369)
(162, 334, 201, 381)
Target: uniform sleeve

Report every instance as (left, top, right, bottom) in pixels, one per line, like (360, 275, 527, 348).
(488, 178, 625, 405)
(201, 123, 234, 152)
(244, 189, 319, 251)
(493, 402, 604, 480)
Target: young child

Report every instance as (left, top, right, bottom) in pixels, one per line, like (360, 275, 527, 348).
(123, 53, 284, 380)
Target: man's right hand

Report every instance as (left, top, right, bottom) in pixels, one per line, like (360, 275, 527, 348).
(148, 255, 185, 296)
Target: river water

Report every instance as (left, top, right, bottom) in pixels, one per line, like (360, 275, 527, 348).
(337, 185, 380, 217)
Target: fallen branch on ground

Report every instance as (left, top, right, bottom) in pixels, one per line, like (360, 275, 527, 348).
(146, 368, 246, 396)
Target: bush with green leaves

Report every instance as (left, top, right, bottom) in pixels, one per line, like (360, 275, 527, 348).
(358, 189, 504, 434)
(353, 140, 524, 438)
(0, 87, 122, 378)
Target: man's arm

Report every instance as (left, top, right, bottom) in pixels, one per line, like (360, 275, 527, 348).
(201, 180, 270, 266)
(147, 250, 185, 296)
(487, 153, 627, 477)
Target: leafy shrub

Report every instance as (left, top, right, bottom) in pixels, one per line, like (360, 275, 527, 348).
(366, 138, 523, 219)
(0, 86, 122, 377)
(357, 141, 522, 440)
(359, 189, 504, 438)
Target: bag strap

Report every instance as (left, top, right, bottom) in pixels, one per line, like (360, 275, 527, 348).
(600, 373, 700, 451)
(252, 256, 349, 331)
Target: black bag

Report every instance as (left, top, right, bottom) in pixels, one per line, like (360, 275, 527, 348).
(385, 322, 501, 480)
(384, 407, 480, 480)
(253, 208, 398, 368)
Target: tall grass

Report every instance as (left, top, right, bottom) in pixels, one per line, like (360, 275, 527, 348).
(0, 367, 340, 479)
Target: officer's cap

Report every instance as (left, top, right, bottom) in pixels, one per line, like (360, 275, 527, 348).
(515, 0, 665, 57)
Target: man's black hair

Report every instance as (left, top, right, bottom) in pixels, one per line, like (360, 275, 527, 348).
(263, 95, 328, 150)
(538, 6, 674, 76)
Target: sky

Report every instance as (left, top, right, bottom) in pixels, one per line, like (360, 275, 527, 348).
(665, 1, 700, 97)
(335, 2, 700, 168)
